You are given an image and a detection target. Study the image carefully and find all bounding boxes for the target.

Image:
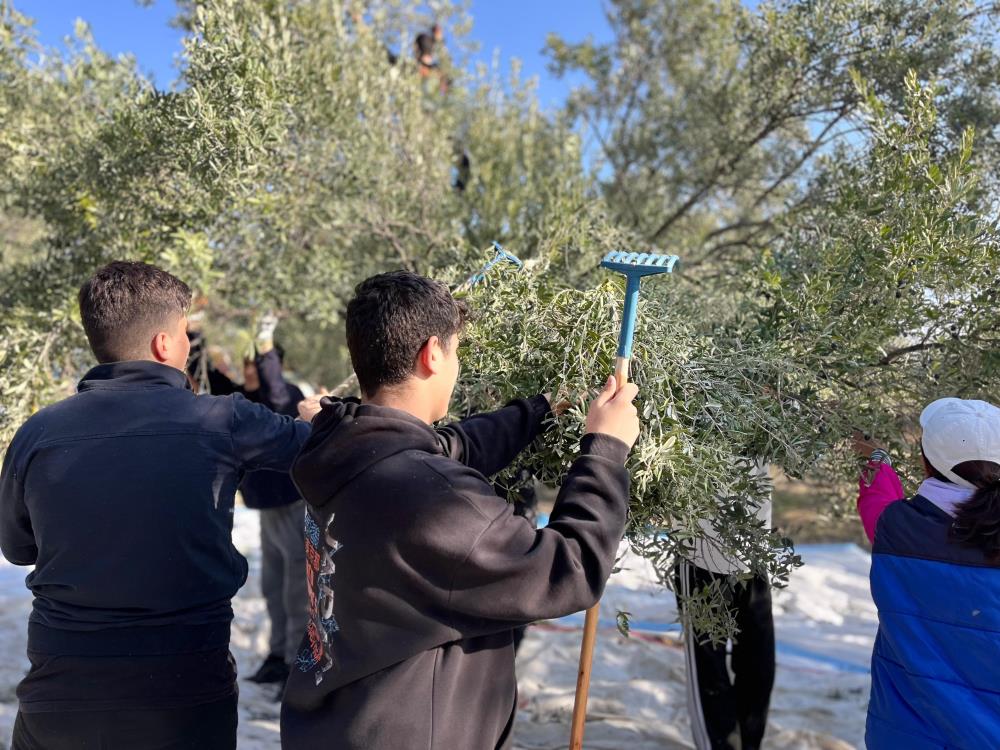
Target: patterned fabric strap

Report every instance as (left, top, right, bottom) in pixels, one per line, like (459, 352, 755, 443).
(869, 448, 892, 467)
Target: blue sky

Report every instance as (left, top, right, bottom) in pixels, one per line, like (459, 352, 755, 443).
(15, 0, 613, 108)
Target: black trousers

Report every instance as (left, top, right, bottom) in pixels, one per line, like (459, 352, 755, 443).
(674, 562, 775, 750)
(11, 694, 238, 750)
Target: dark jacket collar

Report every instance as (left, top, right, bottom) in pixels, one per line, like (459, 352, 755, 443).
(78, 360, 191, 392)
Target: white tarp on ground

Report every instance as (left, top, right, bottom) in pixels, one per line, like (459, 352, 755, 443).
(0, 509, 876, 749)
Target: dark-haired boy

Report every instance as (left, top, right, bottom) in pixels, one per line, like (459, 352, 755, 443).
(0, 261, 313, 750)
(280, 270, 640, 749)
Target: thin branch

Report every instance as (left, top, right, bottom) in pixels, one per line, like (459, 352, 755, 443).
(703, 219, 773, 242)
(648, 99, 804, 242)
(878, 342, 946, 366)
(751, 109, 848, 210)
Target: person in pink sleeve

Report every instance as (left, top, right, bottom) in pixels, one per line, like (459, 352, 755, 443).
(851, 397, 1000, 749)
(852, 437, 905, 543)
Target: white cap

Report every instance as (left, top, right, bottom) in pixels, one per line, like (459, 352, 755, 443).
(920, 398, 1000, 489)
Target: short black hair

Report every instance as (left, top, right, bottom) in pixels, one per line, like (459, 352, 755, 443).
(346, 270, 468, 397)
(79, 261, 192, 363)
(415, 32, 435, 58)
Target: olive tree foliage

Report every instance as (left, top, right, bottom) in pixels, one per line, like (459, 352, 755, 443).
(760, 72, 1000, 488)
(546, 0, 1000, 274)
(457, 74, 1000, 639)
(2, 0, 1000, 639)
(1, 6, 157, 421)
(546, 1, 1000, 486)
(458, 269, 811, 638)
(0, 0, 621, 430)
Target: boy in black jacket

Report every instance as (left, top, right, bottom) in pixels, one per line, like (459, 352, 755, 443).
(280, 270, 639, 749)
(0, 261, 314, 750)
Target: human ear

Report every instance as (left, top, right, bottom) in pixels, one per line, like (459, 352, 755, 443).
(420, 335, 445, 375)
(151, 331, 170, 363)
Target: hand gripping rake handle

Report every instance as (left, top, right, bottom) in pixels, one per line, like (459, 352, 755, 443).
(569, 250, 678, 750)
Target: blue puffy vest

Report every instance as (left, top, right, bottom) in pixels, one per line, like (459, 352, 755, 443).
(868, 495, 1000, 749)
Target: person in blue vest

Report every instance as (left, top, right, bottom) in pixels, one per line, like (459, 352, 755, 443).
(854, 397, 1000, 749)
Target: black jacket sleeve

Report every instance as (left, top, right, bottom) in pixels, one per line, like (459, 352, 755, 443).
(435, 395, 550, 477)
(430, 433, 630, 632)
(231, 393, 311, 471)
(255, 349, 302, 417)
(204, 364, 242, 397)
(0, 429, 38, 566)
(188, 333, 244, 397)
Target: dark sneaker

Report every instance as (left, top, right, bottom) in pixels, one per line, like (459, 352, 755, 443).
(248, 654, 289, 684)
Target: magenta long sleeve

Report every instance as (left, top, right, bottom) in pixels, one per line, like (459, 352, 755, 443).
(857, 462, 906, 543)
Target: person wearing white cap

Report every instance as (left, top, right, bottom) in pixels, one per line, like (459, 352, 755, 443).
(852, 397, 1000, 749)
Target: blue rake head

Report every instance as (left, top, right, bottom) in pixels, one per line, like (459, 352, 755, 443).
(490, 241, 523, 269)
(466, 242, 524, 287)
(600, 251, 679, 360)
(600, 251, 679, 277)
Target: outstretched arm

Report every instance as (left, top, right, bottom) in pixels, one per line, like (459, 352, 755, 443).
(857, 447, 905, 543)
(443, 378, 639, 629)
(435, 395, 551, 477)
(858, 461, 906, 542)
(255, 349, 301, 416)
(232, 394, 311, 472)
(445, 433, 630, 630)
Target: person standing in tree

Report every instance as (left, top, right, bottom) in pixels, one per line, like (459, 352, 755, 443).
(414, 25, 449, 94)
(674, 460, 775, 750)
(853, 398, 1000, 748)
(280, 270, 640, 750)
(414, 32, 436, 71)
(0, 261, 314, 750)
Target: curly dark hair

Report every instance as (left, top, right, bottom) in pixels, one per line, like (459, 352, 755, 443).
(414, 32, 435, 58)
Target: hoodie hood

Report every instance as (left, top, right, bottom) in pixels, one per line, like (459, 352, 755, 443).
(292, 397, 444, 511)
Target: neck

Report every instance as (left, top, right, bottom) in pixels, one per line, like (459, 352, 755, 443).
(917, 477, 975, 517)
(151, 358, 184, 372)
(366, 384, 438, 425)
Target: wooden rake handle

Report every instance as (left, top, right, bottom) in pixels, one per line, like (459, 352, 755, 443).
(568, 357, 630, 749)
